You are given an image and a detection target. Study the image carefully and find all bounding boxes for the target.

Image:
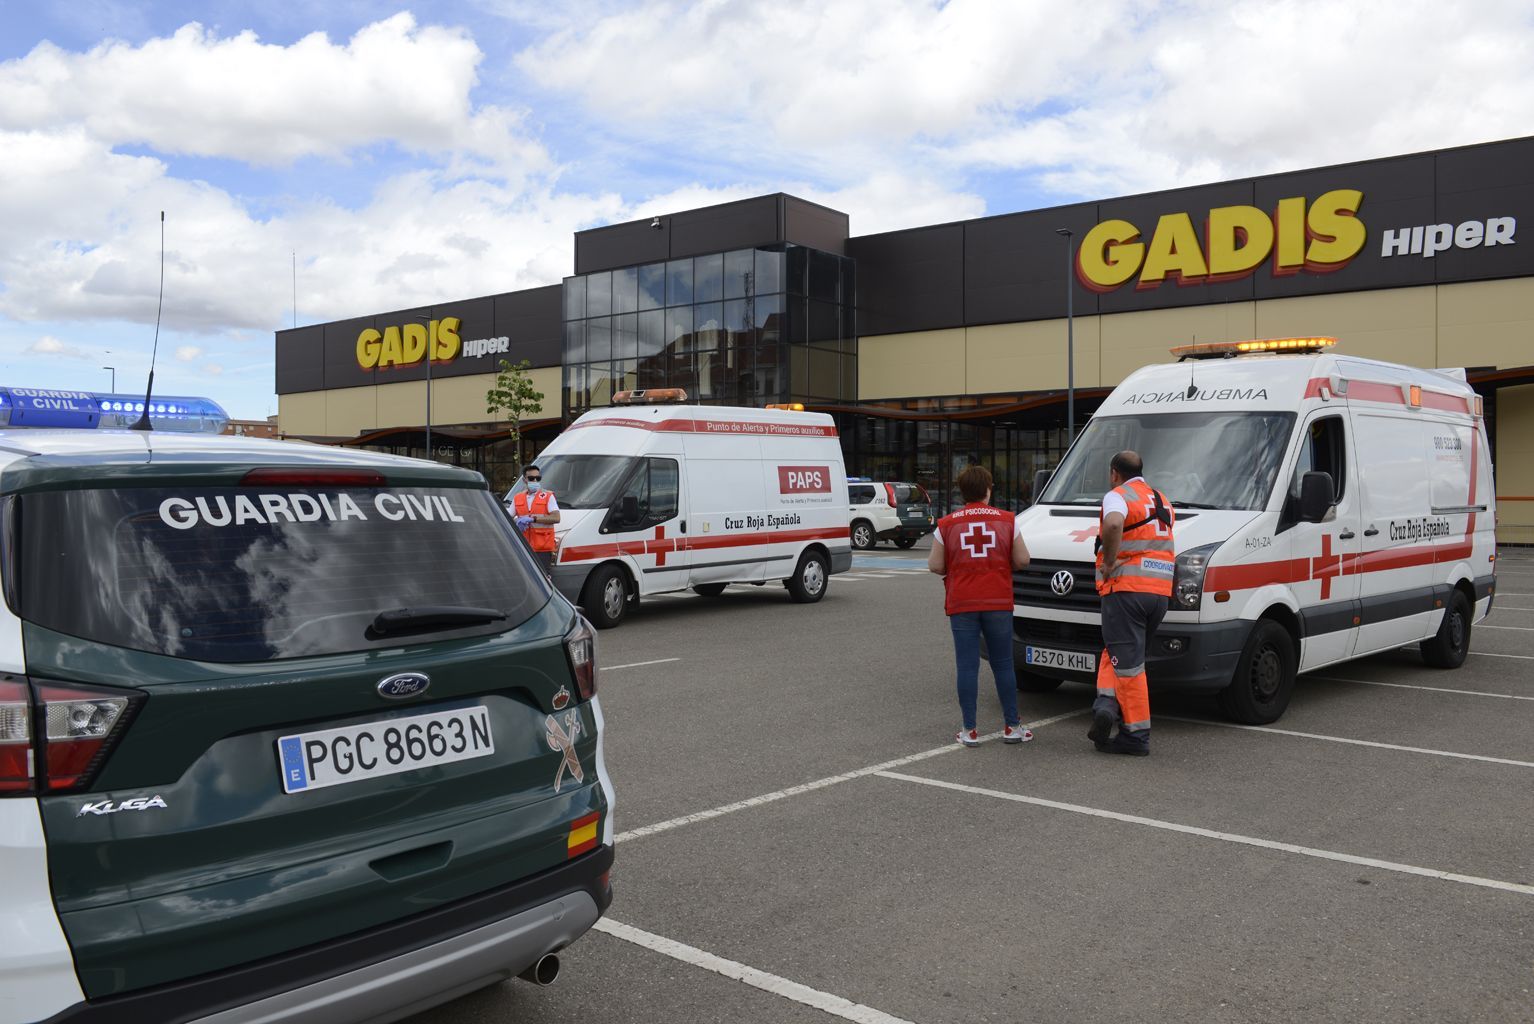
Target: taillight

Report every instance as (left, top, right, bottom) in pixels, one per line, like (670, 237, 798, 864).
(0, 679, 31, 793)
(884, 483, 897, 507)
(0, 678, 142, 796)
(564, 617, 597, 701)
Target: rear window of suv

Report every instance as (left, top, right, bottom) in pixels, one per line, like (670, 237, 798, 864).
(892, 484, 930, 505)
(9, 486, 549, 663)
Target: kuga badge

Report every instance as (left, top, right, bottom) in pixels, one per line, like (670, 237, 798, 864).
(78, 795, 167, 817)
(377, 672, 430, 700)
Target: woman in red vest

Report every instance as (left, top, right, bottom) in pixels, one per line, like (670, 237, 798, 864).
(928, 465, 1033, 747)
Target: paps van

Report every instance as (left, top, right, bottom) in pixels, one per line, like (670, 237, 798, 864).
(510, 391, 853, 628)
(1014, 338, 1496, 723)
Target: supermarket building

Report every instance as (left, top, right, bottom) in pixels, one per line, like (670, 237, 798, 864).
(275, 136, 1534, 541)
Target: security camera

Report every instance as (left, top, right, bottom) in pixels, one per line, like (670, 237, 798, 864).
(650, 217, 662, 229)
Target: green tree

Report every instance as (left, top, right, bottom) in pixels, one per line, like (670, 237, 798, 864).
(485, 359, 545, 470)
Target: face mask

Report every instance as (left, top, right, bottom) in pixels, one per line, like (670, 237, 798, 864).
(526, 481, 542, 493)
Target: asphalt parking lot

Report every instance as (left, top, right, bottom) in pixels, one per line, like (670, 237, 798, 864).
(409, 544, 1534, 1024)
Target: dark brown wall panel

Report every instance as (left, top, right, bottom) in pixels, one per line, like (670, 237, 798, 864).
(575, 219, 671, 276)
(1432, 138, 1534, 284)
(275, 326, 324, 394)
(783, 197, 850, 256)
(848, 224, 964, 335)
(668, 195, 783, 262)
(964, 204, 1100, 324)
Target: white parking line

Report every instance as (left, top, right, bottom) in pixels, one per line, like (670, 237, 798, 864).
(1161, 716, 1534, 768)
(606, 658, 683, 671)
(1311, 675, 1534, 702)
(1489, 605, 1534, 611)
(1471, 651, 1534, 661)
(874, 771, 1534, 897)
(594, 918, 918, 1024)
(613, 709, 1089, 843)
(1480, 624, 1534, 632)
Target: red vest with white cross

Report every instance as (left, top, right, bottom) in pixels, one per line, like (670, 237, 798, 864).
(937, 503, 1016, 615)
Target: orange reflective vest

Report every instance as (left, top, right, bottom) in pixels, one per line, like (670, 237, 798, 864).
(1096, 479, 1175, 597)
(513, 490, 556, 552)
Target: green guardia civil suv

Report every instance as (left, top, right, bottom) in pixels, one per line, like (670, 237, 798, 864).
(0, 422, 613, 1024)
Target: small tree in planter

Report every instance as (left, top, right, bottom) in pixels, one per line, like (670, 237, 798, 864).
(485, 359, 545, 471)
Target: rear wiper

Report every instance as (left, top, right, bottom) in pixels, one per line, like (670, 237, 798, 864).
(369, 606, 508, 638)
(1171, 500, 1221, 510)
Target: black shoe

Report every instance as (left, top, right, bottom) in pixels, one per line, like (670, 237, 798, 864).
(1093, 735, 1150, 757)
(1086, 709, 1115, 745)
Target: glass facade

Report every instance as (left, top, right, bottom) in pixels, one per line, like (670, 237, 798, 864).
(562, 245, 856, 417)
(840, 415, 1073, 516)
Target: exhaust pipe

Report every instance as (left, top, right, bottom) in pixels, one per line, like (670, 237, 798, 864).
(519, 953, 561, 987)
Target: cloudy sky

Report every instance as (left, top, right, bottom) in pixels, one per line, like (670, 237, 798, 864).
(0, 1, 1529, 418)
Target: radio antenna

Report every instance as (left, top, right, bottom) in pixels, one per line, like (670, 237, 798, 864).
(1185, 335, 1198, 397)
(130, 211, 165, 431)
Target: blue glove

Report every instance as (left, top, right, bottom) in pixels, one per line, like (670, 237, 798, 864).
(516, 515, 535, 531)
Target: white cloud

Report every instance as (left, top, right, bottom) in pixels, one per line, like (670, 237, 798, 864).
(202, 362, 224, 377)
(175, 345, 203, 361)
(0, 14, 548, 169)
(519, 0, 1534, 200)
(27, 335, 90, 359)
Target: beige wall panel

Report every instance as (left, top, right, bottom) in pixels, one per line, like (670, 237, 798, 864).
(1253, 288, 1436, 367)
(1098, 302, 1257, 385)
(1435, 279, 1534, 371)
(1494, 383, 1534, 543)
(965, 318, 1102, 392)
(277, 393, 327, 437)
(324, 387, 383, 437)
(859, 329, 967, 399)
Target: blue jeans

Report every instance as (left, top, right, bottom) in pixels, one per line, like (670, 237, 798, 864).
(949, 610, 1021, 731)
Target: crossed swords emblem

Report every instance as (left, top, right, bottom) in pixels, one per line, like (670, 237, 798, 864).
(545, 712, 584, 792)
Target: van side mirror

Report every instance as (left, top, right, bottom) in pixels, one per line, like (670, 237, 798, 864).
(1032, 470, 1052, 503)
(1299, 471, 1335, 523)
(617, 495, 642, 527)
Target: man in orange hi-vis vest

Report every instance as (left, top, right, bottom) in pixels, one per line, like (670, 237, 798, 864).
(1089, 450, 1175, 756)
(512, 464, 561, 576)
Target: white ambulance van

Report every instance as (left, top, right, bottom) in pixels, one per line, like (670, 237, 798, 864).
(514, 391, 853, 628)
(1014, 338, 1497, 724)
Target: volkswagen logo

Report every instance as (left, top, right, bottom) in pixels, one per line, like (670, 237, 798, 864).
(1050, 570, 1076, 597)
(376, 672, 430, 700)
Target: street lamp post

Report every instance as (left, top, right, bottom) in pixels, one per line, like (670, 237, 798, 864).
(1054, 228, 1075, 442)
(412, 314, 434, 460)
(103, 366, 116, 392)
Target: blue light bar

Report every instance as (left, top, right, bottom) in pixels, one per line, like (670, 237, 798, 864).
(0, 388, 229, 434)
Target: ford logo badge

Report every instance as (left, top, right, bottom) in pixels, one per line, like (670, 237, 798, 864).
(377, 673, 430, 700)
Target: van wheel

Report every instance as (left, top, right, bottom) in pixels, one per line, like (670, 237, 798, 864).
(582, 565, 630, 629)
(786, 550, 829, 603)
(1421, 589, 1472, 669)
(1218, 619, 1296, 724)
(851, 521, 875, 550)
(693, 583, 728, 597)
(1015, 668, 1064, 692)
(894, 537, 918, 549)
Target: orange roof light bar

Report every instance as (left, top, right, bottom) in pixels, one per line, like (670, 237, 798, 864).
(1171, 337, 1338, 361)
(612, 388, 688, 405)
(765, 403, 806, 411)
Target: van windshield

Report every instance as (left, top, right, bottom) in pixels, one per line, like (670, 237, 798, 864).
(11, 486, 548, 663)
(506, 455, 636, 509)
(1040, 411, 1295, 511)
